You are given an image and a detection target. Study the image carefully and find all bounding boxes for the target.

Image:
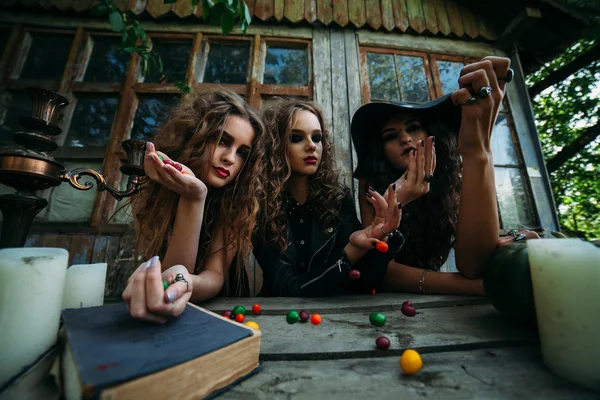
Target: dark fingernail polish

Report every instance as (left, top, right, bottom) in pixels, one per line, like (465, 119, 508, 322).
(365, 193, 373, 199)
(392, 183, 396, 191)
(369, 186, 375, 192)
(398, 202, 403, 210)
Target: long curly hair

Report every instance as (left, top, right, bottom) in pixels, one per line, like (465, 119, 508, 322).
(259, 98, 348, 252)
(357, 119, 462, 271)
(130, 89, 267, 295)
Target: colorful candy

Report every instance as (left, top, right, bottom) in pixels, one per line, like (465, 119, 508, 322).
(244, 321, 260, 330)
(375, 336, 391, 350)
(310, 314, 322, 325)
(349, 269, 361, 279)
(371, 289, 376, 295)
(173, 163, 183, 172)
(158, 154, 164, 162)
(299, 310, 310, 322)
(252, 304, 261, 315)
(401, 300, 416, 317)
(222, 310, 233, 319)
(375, 241, 389, 253)
(369, 312, 386, 327)
(286, 310, 300, 324)
(232, 305, 246, 316)
(181, 171, 189, 175)
(164, 159, 176, 168)
(162, 281, 169, 290)
(235, 313, 245, 323)
(400, 349, 423, 375)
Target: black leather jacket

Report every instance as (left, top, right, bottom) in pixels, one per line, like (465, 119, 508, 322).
(253, 196, 397, 297)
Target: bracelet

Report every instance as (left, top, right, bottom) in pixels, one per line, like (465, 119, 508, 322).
(418, 269, 431, 294)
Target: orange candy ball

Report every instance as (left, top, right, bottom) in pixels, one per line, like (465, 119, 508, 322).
(235, 313, 245, 323)
(310, 314, 322, 325)
(181, 171, 189, 175)
(376, 241, 389, 252)
(252, 304, 261, 315)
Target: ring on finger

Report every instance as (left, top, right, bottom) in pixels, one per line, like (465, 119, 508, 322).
(514, 233, 527, 242)
(381, 226, 393, 238)
(475, 86, 492, 98)
(424, 174, 434, 183)
(498, 68, 514, 83)
(172, 273, 190, 292)
(459, 97, 477, 106)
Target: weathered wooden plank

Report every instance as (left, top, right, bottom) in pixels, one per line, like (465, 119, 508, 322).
(69, 234, 95, 265)
(224, 305, 535, 360)
(445, 0, 463, 37)
(304, 0, 317, 22)
(55, 0, 74, 11)
(223, 348, 596, 399)
(391, 0, 409, 31)
(255, 0, 274, 20)
(274, 0, 284, 20)
(477, 16, 497, 41)
(24, 234, 42, 247)
(146, 0, 172, 19)
(330, 29, 352, 188)
(380, 0, 394, 31)
(283, 0, 303, 22)
(71, 0, 93, 12)
(422, 0, 438, 34)
(344, 29, 362, 197)
(91, 235, 109, 263)
(433, 0, 450, 35)
(364, 0, 381, 29)
(203, 294, 487, 314)
(112, 0, 129, 11)
(172, 0, 195, 18)
(245, 0, 255, 16)
(317, 0, 333, 25)
(104, 235, 122, 296)
(311, 27, 332, 145)
(406, 0, 425, 33)
(331, 0, 348, 27)
(348, 0, 366, 28)
(129, 0, 147, 15)
(459, 4, 479, 39)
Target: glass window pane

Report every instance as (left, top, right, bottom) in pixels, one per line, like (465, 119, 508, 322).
(83, 36, 130, 82)
(1, 91, 30, 144)
(203, 43, 250, 84)
(264, 47, 308, 86)
(491, 113, 520, 165)
(45, 160, 103, 222)
(495, 167, 538, 229)
(131, 95, 179, 141)
(436, 60, 464, 95)
(144, 39, 191, 83)
(67, 94, 119, 147)
(366, 53, 400, 102)
(395, 55, 430, 103)
(20, 32, 72, 80)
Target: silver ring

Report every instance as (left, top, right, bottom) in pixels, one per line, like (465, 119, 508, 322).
(172, 273, 190, 292)
(424, 174, 434, 183)
(508, 229, 519, 238)
(476, 86, 491, 98)
(514, 233, 527, 242)
(459, 97, 477, 106)
(381, 226, 393, 238)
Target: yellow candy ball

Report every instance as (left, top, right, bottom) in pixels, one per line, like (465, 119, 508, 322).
(244, 321, 260, 330)
(400, 349, 423, 375)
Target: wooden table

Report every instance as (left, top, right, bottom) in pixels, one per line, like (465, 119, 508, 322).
(202, 294, 598, 399)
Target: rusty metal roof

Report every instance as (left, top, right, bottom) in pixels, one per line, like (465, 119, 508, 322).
(4, 0, 498, 40)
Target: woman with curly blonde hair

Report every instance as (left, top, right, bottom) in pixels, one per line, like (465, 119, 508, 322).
(122, 89, 267, 323)
(254, 98, 401, 297)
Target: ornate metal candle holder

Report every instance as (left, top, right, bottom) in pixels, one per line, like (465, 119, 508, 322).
(0, 87, 148, 249)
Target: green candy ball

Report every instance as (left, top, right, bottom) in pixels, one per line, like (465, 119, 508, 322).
(162, 281, 169, 290)
(158, 154, 165, 162)
(232, 305, 246, 316)
(369, 312, 386, 327)
(286, 310, 300, 324)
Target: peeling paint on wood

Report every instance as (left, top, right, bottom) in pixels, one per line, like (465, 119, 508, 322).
(172, 0, 195, 18)
(406, 0, 425, 33)
(392, 0, 409, 31)
(304, 0, 317, 22)
(445, 0, 463, 37)
(146, 0, 172, 18)
(317, 0, 333, 25)
(333, 0, 349, 27)
(344, 29, 361, 194)
(348, 0, 366, 28)
(380, 0, 394, 31)
(477, 15, 497, 41)
(91, 235, 109, 263)
(312, 27, 332, 141)
(69, 234, 95, 265)
(422, 0, 438, 34)
(246, 0, 255, 16)
(285, 0, 304, 22)
(130, 0, 148, 15)
(274, 0, 284, 21)
(255, 0, 274, 21)
(365, 0, 381, 29)
(25, 234, 42, 247)
(459, 4, 479, 39)
(433, 0, 450, 35)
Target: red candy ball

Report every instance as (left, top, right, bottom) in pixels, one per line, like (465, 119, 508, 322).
(375, 336, 391, 350)
(376, 241, 389, 253)
(235, 313, 245, 323)
(349, 269, 361, 280)
(311, 314, 322, 325)
(164, 159, 175, 167)
(299, 310, 310, 322)
(252, 304, 261, 315)
(371, 289, 376, 295)
(173, 163, 183, 172)
(401, 300, 417, 317)
(222, 310, 233, 319)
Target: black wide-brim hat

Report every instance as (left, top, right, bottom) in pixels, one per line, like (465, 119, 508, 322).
(350, 94, 462, 166)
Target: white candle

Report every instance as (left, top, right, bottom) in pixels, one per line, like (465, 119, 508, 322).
(61, 263, 107, 309)
(0, 247, 69, 388)
(528, 239, 600, 392)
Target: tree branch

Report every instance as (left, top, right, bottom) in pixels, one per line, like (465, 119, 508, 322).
(529, 45, 600, 98)
(546, 122, 600, 173)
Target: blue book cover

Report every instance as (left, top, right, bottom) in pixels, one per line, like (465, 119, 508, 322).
(61, 303, 253, 392)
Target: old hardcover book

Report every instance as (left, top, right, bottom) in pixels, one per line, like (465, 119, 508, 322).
(60, 302, 261, 400)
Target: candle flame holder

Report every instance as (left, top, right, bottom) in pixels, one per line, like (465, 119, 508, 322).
(0, 87, 148, 249)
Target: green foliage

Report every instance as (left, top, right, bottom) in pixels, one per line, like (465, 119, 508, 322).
(527, 39, 600, 239)
(202, 0, 252, 34)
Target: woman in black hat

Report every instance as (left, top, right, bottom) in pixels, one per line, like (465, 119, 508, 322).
(351, 56, 538, 296)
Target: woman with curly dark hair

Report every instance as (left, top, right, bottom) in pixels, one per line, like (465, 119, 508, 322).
(254, 98, 401, 297)
(352, 56, 538, 296)
(121, 89, 267, 323)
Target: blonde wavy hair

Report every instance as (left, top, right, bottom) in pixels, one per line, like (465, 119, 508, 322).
(130, 89, 266, 295)
(259, 98, 348, 252)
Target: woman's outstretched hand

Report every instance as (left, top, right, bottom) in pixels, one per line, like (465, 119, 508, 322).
(144, 142, 208, 201)
(350, 185, 402, 249)
(450, 56, 511, 158)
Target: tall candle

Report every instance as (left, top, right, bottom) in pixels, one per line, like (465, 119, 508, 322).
(0, 247, 69, 388)
(61, 263, 107, 309)
(528, 239, 600, 392)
